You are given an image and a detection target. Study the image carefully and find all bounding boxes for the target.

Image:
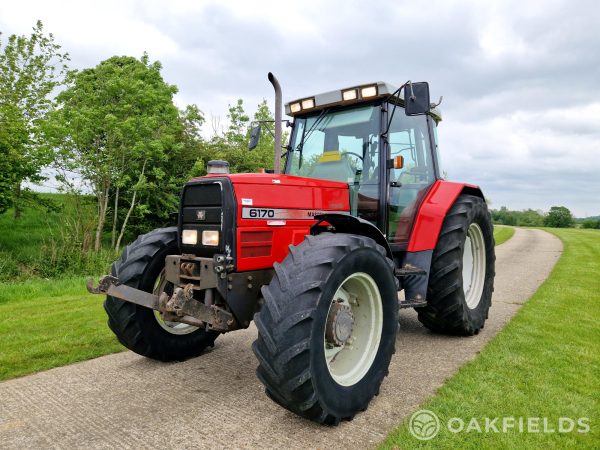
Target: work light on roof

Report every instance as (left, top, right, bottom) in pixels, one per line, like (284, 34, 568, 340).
(301, 98, 315, 109)
(342, 88, 358, 101)
(290, 102, 301, 113)
(360, 85, 378, 98)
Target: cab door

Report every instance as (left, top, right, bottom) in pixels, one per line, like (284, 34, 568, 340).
(386, 112, 436, 243)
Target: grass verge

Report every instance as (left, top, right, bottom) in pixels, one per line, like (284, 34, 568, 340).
(0, 277, 124, 381)
(380, 228, 599, 449)
(0, 193, 115, 282)
(493, 225, 515, 246)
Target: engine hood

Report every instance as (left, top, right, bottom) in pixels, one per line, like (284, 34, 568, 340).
(199, 172, 349, 189)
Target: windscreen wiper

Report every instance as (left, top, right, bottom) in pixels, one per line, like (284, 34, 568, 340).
(296, 108, 330, 168)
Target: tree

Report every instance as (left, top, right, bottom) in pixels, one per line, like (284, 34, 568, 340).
(251, 99, 277, 169)
(124, 104, 206, 239)
(47, 54, 185, 250)
(0, 20, 70, 217)
(0, 103, 27, 213)
(544, 206, 574, 228)
(225, 98, 250, 146)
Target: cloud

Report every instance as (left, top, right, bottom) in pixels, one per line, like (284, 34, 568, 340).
(1, 0, 598, 216)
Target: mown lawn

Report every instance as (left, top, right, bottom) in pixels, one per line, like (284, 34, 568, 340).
(380, 228, 599, 449)
(0, 277, 124, 381)
(493, 225, 515, 245)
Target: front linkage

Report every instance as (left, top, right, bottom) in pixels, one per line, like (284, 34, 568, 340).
(87, 275, 236, 332)
(87, 253, 240, 332)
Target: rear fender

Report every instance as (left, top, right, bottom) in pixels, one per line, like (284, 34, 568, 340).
(408, 180, 485, 252)
(310, 214, 393, 259)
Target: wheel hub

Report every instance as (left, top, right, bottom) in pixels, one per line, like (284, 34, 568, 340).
(325, 302, 354, 346)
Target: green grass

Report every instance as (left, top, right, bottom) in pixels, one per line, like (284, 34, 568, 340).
(0, 193, 115, 281)
(380, 228, 599, 449)
(0, 193, 64, 278)
(493, 225, 515, 246)
(0, 277, 124, 381)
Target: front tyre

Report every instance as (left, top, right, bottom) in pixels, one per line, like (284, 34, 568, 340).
(418, 194, 495, 335)
(104, 227, 219, 361)
(252, 233, 398, 425)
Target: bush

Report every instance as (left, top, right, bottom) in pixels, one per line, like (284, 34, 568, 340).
(544, 206, 575, 228)
(581, 219, 600, 229)
(491, 207, 544, 227)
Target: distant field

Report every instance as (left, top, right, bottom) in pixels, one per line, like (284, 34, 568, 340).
(381, 228, 599, 449)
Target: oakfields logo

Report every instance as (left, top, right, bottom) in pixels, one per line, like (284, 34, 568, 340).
(409, 410, 440, 440)
(408, 410, 591, 440)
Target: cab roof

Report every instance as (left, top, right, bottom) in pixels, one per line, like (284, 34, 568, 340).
(285, 81, 442, 122)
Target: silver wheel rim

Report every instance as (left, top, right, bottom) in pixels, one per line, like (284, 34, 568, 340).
(324, 272, 383, 387)
(153, 270, 198, 335)
(463, 223, 486, 309)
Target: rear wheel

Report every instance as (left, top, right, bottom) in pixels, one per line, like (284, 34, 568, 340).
(104, 227, 219, 361)
(252, 233, 398, 425)
(417, 194, 495, 335)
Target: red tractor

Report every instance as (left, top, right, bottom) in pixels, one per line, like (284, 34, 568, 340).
(88, 74, 495, 425)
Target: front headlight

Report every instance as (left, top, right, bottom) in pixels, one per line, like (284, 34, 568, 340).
(181, 229, 198, 245)
(202, 230, 219, 246)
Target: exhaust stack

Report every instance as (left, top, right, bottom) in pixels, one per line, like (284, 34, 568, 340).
(268, 72, 282, 174)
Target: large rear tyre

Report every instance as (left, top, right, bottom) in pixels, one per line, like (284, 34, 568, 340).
(252, 233, 398, 425)
(104, 227, 219, 361)
(418, 194, 495, 335)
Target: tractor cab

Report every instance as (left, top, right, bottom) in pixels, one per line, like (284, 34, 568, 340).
(281, 81, 442, 246)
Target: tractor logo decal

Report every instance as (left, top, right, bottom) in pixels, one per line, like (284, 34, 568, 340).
(242, 207, 348, 220)
(196, 210, 206, 221)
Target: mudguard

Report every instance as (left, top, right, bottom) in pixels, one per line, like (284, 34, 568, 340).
(407, 180, 484, 252)
(310, 214, 393, 259)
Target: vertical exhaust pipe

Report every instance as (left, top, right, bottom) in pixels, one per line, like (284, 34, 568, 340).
(268, 72, 282, 174)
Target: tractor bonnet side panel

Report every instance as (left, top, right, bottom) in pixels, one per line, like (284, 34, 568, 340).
(229, 174, 350, 271)
(407, 180, 483, 252)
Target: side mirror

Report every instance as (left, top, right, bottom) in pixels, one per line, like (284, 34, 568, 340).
(405, 82, 431, 116)
(248, 125, 261, 150)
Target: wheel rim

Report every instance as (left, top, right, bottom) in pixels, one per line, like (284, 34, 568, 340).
(153, 270, 198, 335)
(462, 223, 486, 309)
(323, 272, 383, 387)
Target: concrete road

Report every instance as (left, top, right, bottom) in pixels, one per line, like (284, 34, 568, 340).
(0, 228, 562, 450)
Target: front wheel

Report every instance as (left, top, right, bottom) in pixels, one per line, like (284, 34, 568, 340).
(252, 233, 398, 425)
(418, 194, 495, 335)
(104, 227, 219, 361)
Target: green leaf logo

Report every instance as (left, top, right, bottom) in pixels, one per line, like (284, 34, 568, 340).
(409, 410, 441, 441)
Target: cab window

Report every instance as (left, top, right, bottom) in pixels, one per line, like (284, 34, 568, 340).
(287, 106, 381, 224)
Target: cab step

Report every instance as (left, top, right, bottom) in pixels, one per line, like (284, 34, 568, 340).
(399, 298, 428, 309)
(394, 264, 427, 277)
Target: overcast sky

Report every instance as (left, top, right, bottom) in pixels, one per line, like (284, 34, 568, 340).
(2, 0, 599, 216)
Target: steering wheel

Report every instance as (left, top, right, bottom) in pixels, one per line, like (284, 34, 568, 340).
(342, 151, 364, 160)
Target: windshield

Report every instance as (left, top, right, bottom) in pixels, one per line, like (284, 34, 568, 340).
(286, 105, 381, 185)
